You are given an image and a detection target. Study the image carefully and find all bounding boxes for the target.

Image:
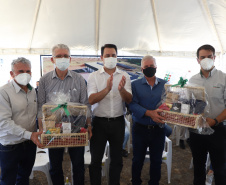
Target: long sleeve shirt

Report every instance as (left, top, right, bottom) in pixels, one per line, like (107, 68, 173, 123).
(0, 80, 37, 145)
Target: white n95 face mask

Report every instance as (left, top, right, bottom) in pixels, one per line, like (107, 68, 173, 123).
(200, 58, 214, 70)
(56, 58, 70, 71)
(104, 57, 117, 69)
(15, 73, 31, 86)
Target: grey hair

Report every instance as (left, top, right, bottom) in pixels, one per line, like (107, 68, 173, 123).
(11, 57, 31, 71)
(141, 55, 157, 67)
(52, 44, 71, 56)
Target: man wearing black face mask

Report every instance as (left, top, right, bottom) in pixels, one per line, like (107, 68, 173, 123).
(128, 55, 167, 185)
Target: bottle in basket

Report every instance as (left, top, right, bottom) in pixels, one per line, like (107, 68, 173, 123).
(65, 177, 71, 185)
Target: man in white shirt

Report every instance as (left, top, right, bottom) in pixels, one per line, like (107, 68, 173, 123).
(87, 44, 132, 185)
(0, 57, 42, 185)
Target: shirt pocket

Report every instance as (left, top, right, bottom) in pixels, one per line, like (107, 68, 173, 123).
(28, 101, 37, 116)
(70, 88, 80, 102)
(211, 85, 224, 99)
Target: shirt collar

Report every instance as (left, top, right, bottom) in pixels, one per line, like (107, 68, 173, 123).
(200, 66, 216, 78)
(142, 76, 159, 86)
(52, 69, 72, 79)
(12, 80, 32, 93)
(100, 66, 121, 74)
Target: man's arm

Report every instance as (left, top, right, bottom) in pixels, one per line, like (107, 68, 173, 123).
(128, 82, 164, 124)
(88, 74, 113, 105)
(37, 78, 46, 130)
(206, 109, 226, 127)
(0, 91, 30, 138)
(118, 75, 132, 104)
(79, 76, 93, 139)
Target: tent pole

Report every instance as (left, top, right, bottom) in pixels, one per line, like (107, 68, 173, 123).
(28, 0, 42, 53)
(95, 0, 100, 55)
(150, 0, 162, 53)
(201, 0, 224, 54)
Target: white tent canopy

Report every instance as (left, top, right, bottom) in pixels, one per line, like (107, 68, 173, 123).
(0, 0, 226, 56)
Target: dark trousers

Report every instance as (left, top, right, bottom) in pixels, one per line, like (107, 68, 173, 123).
(49, 146, 85, 185)
(89, 116, 125, 185)
(0, 141, 36, 185)
(132, 123, 165, 185)
(189, 124, 226, 185)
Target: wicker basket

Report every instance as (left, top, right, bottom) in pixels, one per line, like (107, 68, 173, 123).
(158, 84, 205, 128)
(41, 132, 88, 148)
(41, 103, 88, 148)
(158, 109, 202, 128)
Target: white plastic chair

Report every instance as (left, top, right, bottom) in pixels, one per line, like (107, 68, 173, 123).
(145, 136, 172, 184)
(172, 125, 181, 146)
(189, 152, 210, 171)
(29, 147, 52, 185)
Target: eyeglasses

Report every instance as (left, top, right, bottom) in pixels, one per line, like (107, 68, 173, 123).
(53, 54, 70, 58)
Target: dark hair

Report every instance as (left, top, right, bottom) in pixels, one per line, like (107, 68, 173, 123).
(101, 44, 117, 56)
(196, 44, 215, 58)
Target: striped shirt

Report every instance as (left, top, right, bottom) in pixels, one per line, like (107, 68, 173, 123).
(37, 70, 90, 118)
(189, 67, 226, 120)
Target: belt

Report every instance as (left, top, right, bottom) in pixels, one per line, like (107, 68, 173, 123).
(211, 122, 224, 128)
(135, 122, 159, 129)
(95, 115, 124, 122)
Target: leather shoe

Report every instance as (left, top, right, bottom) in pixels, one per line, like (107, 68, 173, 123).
(179, 140, 185, 149)
(122, 149, 128, 157)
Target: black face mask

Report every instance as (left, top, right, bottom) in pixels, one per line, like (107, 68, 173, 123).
(143, 67, 156, 77)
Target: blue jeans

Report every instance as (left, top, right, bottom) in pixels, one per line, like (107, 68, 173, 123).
(164, 124, 172, 137)
(123, 126, 130, 149)
(132, 123, 165, 185)
(48, 147, 85, 185)
(0, 141, 36, 185)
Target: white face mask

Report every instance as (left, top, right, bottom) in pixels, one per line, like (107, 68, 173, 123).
(15, 73, 31, 86)
(104, 57, 117, 69)
(200, 58, 214, 70)
(55, 58, 70, 71)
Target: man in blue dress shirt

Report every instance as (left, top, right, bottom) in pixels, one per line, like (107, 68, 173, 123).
(129, 55, 167, 185)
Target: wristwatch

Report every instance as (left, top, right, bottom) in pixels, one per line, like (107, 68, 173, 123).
(214, 118, 219, 126)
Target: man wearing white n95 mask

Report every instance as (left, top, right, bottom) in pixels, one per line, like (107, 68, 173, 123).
(189, 44, 226, 185)
(88, 44, 132, 185)
(0, 57, 43, 185)
(37, 44, 91, 185)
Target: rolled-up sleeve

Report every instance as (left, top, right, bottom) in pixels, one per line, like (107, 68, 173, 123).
(87, 73, 98, 98)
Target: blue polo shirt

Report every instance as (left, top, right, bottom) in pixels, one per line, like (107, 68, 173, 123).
(128, 76, 167, 125)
